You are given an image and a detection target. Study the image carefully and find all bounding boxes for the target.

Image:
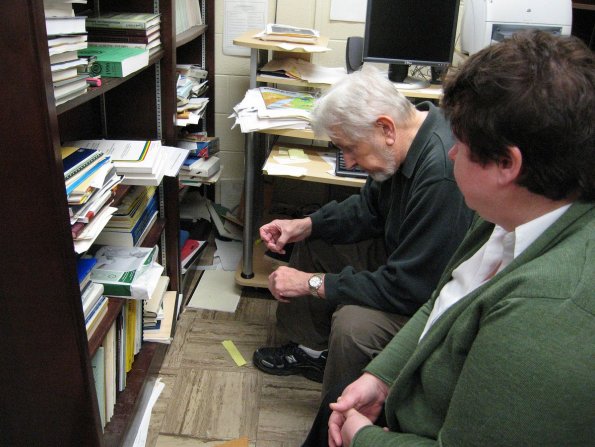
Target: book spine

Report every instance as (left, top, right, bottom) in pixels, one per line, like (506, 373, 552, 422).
(130, 197, 158, 243)
(88, 41, 148, 50)
(87, 34, 152, 44)
(86, 20, 151, 30)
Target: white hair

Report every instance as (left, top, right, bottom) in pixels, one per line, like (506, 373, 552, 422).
(311, 65, 415, 141)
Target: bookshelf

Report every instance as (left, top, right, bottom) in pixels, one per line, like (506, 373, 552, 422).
(0, 0, 214, 445)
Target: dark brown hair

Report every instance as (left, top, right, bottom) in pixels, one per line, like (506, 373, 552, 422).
(442, 30, 595, 201)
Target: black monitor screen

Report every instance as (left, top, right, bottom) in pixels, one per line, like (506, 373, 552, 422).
(363, 0, 460, 68)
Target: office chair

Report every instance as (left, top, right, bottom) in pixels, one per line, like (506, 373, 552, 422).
(346, 36, 364, 73)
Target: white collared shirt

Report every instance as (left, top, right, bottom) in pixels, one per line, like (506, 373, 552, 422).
(419, 204, 572, 342)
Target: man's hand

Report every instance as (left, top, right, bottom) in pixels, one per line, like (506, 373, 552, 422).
(328, 373, 389, 447)
(259, 217, 312, 254)
(268, 266, 312, 302)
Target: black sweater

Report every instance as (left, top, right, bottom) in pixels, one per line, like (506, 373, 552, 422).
(310, 102, 473, 315)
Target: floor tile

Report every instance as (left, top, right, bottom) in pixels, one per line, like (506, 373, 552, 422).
(161, 368, 260, 440)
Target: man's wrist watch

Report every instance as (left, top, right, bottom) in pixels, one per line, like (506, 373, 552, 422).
(308, 273, 324, 298)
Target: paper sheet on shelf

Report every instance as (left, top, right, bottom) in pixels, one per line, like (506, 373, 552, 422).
(260, 58, 347, 85)
(263, 162, 308, 177)
(162, 145, 190, 177)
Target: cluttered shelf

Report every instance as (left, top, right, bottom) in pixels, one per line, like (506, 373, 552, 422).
(233, 29, 330, 53)
(55, 51, 164, 115)
(264, 144, 365, 188)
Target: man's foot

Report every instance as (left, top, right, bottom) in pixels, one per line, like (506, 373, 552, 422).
(253, 343, 327, 383)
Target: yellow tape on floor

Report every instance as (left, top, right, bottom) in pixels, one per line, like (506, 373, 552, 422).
(222, 340, 247, 366)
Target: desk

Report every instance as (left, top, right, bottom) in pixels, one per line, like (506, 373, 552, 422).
(233, 30, 442, 288)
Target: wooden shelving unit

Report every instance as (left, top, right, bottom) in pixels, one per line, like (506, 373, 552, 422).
(0, 0, 214, 445)
(232, 30, 442, 288)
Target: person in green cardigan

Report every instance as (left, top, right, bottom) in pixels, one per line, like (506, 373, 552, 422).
(303, 30, 595, 447)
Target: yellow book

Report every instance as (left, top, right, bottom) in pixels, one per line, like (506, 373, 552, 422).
(125, 300, 137, 372)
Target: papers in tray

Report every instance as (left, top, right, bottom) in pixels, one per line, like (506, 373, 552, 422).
(229, 87, 316, 133)
(259, 58, 347, 85)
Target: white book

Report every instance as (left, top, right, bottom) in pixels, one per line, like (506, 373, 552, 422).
(103, 322, 117, 423)
(45, 16, 86, 36)
(144, 276, 170, 316)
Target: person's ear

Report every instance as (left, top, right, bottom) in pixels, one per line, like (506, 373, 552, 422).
(497, 146, 522, 186)
(376, 116, 396, 146)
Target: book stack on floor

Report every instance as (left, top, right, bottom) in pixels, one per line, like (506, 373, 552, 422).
(94, 185, 158, 247)
(61, 146, 123, 253)
(65, 139, 166, 185)
(44, 0, 89, 105)
(82, 11, 161, 65)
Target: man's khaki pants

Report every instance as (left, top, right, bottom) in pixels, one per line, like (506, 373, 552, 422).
(275, 238, 409, 397)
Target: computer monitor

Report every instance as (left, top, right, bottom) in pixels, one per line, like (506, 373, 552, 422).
(363, 0, 460, 89)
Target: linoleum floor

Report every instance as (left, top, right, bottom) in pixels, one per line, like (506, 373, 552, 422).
(144, 284, 321, 447)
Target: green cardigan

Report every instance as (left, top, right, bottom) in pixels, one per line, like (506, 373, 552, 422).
(355, 201, 595, 447)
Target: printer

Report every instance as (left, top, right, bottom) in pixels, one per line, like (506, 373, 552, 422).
(460, 0, 573, 55)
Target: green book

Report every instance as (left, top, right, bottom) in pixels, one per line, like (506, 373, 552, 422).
(78, 46, 149, 77)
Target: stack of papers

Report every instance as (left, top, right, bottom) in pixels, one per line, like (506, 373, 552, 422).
(230, 87, 316, 133)
(64, 140, 190, 187)
(66, 139, 166, 185)
(259, 58, 347, 85)
(255, 24, 320, 44)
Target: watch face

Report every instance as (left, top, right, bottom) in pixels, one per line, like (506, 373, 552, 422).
(309, 275, 322, 288)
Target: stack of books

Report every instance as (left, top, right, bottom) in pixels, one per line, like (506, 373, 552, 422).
(64, 139, 167, 186)
(76, 257, 109, 339)
(142, 276, 169, 332)
(179, 155, 221, 187)
(254, 24, 320, 44)
(143, 290, 177, 344)
(60, 146, 123, 253)
(44, 0, 89, 105)
(94, 185, 158, 247)
(176, 64, 209, 127)
(85, 12, 161, 57)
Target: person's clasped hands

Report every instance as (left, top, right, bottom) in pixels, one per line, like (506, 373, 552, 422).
(327, 373, 390, 447)
(260, 217, 313, 302)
